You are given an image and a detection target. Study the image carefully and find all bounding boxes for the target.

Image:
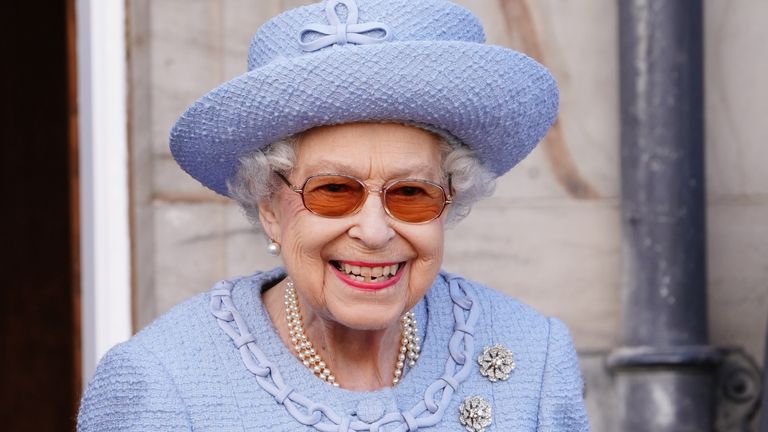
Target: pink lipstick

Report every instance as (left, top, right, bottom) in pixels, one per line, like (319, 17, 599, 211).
(329, 260, 405, 290)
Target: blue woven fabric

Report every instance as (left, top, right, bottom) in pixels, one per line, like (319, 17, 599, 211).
(170, 0, 559, 196)
(78, 269, 589, 431)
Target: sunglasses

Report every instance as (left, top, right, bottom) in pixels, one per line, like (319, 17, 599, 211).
(275, 172, 453, 224)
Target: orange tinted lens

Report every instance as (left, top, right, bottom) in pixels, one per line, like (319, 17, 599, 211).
(385, 180, 446, 223)
(302, 175, 366, 217)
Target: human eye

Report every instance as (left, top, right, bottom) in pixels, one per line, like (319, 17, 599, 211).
(388, 180, 444, 199)
(390, 185, 426, 197)
(306, 176, 360, 195)
(320, 183, 351, 193)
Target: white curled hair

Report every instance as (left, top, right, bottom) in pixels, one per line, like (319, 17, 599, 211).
(227, 133, 496, 230)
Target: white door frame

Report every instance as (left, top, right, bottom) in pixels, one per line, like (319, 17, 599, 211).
(76, 0, 132, 386)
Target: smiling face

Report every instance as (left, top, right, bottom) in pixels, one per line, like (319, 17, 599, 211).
(258, 123, 447, 331)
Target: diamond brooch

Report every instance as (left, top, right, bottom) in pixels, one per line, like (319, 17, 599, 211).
(459, 395, 493, 432)
(477, 344, 515, 382)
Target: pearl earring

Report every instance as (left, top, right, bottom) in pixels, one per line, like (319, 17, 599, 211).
(266, 239, 281, 256)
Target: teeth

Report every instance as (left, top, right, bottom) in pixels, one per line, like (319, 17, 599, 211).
(337, 262, 402, 281)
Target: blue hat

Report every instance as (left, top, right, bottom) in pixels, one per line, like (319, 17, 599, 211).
(170, 0, 559, 196)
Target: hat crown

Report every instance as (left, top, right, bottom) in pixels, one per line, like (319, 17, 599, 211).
(247, 0, 485, 70)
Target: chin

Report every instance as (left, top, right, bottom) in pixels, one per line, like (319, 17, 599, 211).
(328, 303, 403, 331)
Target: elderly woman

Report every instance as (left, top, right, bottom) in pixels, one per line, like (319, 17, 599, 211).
(78, 0, 589, 431)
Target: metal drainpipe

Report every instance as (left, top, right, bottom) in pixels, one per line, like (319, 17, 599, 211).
(608, 1, 721, 431)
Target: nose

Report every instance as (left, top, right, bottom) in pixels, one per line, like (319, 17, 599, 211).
(347, 192, 395, 248)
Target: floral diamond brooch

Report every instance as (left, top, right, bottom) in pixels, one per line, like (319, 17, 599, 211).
(477, 344, 515, 382)
(459, 395, 493, 432)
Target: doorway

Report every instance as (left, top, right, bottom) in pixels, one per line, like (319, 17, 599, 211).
(0, 1, 80, 430)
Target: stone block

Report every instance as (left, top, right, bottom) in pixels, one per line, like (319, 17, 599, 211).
(708, 200, 768, 366)
(152, 155, 224, 201)
(705, 1, 768, 197)
(221, 0, 286, 79)
(444, 198, 622, 351)
(154, 202, 227, 314)
(150, 0, 228, 155)
(456, 0, 620, 202)
(223, 203, 284, 277)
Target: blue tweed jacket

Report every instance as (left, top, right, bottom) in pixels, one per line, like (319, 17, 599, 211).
(78, 269, 589, 431)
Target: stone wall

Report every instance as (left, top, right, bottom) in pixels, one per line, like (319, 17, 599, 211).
(127, 0, 768, 429)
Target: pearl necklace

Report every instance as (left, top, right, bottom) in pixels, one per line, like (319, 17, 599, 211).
(284, 280, 420, 387)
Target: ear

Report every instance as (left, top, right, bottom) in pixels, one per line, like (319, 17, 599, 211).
(258, 199, 282, 243)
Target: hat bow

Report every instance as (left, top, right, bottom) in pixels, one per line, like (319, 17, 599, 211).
(298, 0, 392, 52)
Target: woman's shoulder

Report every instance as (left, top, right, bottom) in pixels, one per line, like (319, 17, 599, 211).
(451, 273, 579, 366)
(437, 270, 553, 333)
(458, 274, 579, 357)
(88, 269, 281, 373)
(434, 271, 589, 430)
(78, 271, 278, 430)
(432, 270, 578, 376)
(81, 280, 222, 390)
(134, 291, 211, 342)
(130, 270, 275, 350)
(87, 269, 279, 383)
(76, 293, 214, 431)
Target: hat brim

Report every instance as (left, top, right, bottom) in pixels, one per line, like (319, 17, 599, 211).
(170, 40, 558, 196)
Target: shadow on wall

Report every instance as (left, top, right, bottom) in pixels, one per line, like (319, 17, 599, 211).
(498, 0, 600, 200)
